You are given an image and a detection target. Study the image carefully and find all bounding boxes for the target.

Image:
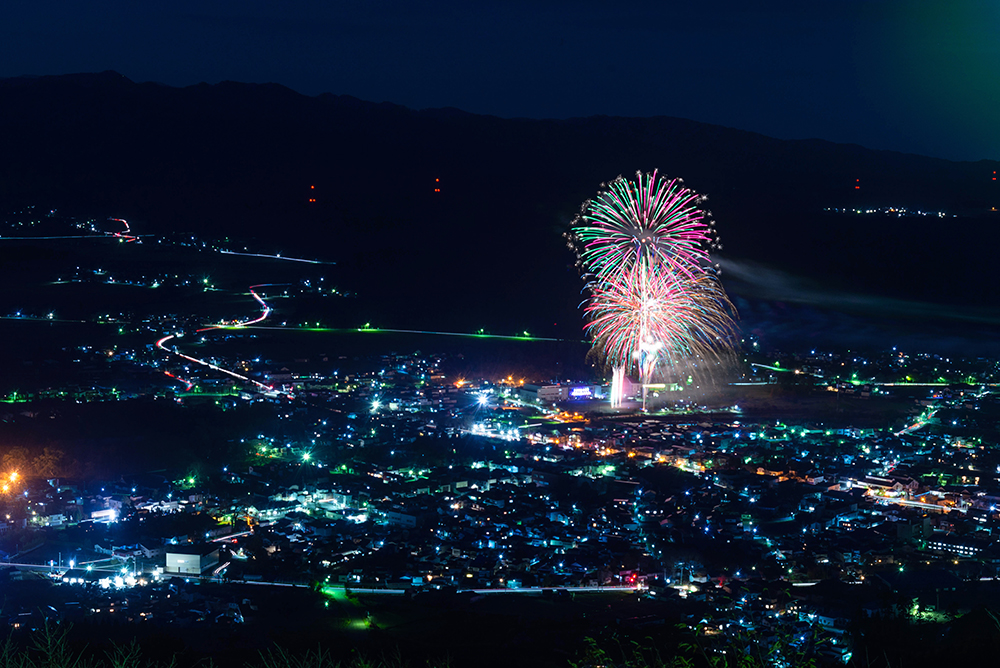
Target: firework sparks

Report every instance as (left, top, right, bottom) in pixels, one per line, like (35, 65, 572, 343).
(569, 169, 718, 280)
(583, 260, 737, 380)
(571, 170, 738, 407)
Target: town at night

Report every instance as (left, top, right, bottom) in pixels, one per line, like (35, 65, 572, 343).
(1, 3, 1000, 666)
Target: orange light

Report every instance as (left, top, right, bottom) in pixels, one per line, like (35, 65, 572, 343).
(435, 178, 440, 182)
(310, 185, 315, 189)
(434, 188, 440, 192)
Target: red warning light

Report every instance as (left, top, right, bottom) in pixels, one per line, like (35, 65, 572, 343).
(308, 198, 316, 203)
(993, 171, 996, 181)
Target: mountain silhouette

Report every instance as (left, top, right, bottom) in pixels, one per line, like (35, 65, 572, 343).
(0, 71, 997, 338)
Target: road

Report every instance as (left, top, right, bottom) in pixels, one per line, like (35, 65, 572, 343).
(156, 284, 290, 397)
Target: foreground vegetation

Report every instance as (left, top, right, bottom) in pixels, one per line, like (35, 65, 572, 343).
(0, 622, 822, 668)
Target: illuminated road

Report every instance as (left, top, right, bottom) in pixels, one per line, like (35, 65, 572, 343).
(0, 217, 138, 242)
(156, 284, 291, 397)
(162, 370, 194, 392)
(0, 235, 103, 240)
(894, 406, 937, 437)
(871, 494, 965, 514)
(751, 362, 822, 378)
(219, 249, 329, 264)
(195, 284, 273, 332)
(231, 324, 579, 343)
(0, 315, 86, 323)
(108, 217, 138, 242)
(336, 584, 642, 595)
(156, 333, 275, 392)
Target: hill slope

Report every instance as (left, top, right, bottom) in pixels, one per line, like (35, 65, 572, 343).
(1, 72, 997, 338)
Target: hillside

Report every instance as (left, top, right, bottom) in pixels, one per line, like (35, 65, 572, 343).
(1, 71, 997, 339)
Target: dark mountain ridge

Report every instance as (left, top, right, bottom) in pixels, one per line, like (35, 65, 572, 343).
(0, 71, 997, 340)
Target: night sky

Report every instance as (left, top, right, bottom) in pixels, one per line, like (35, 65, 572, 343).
(2, 1, 997, 162)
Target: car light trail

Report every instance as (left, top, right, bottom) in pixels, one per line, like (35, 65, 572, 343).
(219, 249, 329, 264)
(195, 284, 275, 333)
(108, 218, 138, 242)
(156, 285, 293, 398)
(229, 325, 579, 343)
(162, 370, 194, 392)
(0, 235, 117, 240)
(156, 333, 277, 393)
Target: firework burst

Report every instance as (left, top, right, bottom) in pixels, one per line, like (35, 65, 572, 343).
(568, 169, 719, 280)
(583, 261, 737, 381)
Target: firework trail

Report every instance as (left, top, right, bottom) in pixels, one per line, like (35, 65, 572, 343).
(568, 169, 719, 280)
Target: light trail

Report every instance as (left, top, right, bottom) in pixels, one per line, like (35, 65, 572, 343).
(0, 561, 124, 573)
(344, 585, 642, 595)
(156, 334, 277, 393)
(0, 235, 104, 240)
(108, 217, 138, 242)
(242, 285, 271, 326)
(356, 327, 573, 342)
(0, 315, 88, 324)
(894, 406, 937, 437)
(751, 363, 823, 378)
(230, 325, 580, 343)
(195, 284, 274, 332)
(219, 249, 329, 264)
(871, 494, 965, 514)
(155, 285, 292, 397)
(0, 218, 137, 242)
(748, 364, 1000, 389)
(211, 530, 253, 543)
(878, 382, 1000, 387)
(459, 585, 640, 594)
(162, 370, 194, 392)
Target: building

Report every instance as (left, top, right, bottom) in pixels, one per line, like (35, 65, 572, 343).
(519, 384, 605, 405)
(164, 543, 220, 575)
